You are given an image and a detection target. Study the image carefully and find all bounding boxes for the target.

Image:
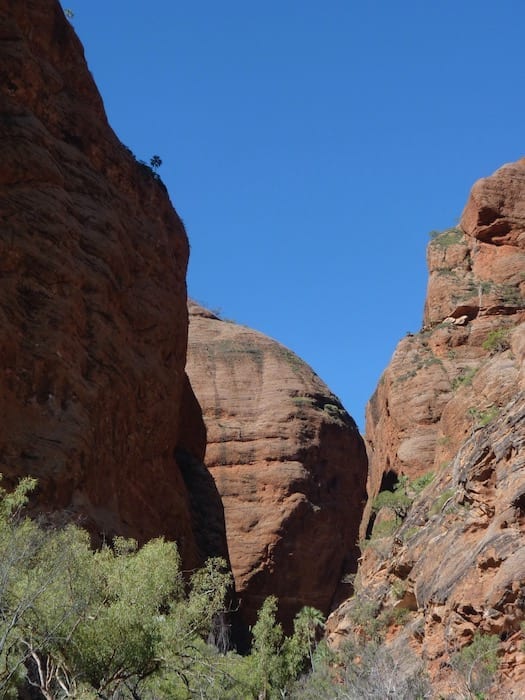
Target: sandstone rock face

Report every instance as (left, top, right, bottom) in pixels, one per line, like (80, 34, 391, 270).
(329, 393, 525, 697)
(186, 302, 368, 626)
(0, 0, 221, 566)
(363, 161, 525, 538)
(329, 160, 525, 695)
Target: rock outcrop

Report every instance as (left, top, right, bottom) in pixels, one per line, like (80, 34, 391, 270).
(186, 302, 368, 627)
(328, 160, 525, 696)
(363, 161, 525, 538)
(0, 0, 226, 566)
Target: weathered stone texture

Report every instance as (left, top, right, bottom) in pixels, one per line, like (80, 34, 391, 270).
(363, 162, 525, 537)
(0, 0, 219, 566)
(330, 160, 525, 696)
(186, 302, 367, 626)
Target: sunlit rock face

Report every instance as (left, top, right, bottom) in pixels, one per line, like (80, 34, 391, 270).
(329, 160, 525, 697)
(363, 160, 525, 537)
(186, 301, 368, 627)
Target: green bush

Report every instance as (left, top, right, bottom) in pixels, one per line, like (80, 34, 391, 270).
(429, 488, 456, 516)
(451, 633, 499, 698)
(0, 475, 241, 698)
(468, 404, 500, 427)
(428, 227, 464, 247)
(371, 481, 411, 518)
(372, 473, 434, 522)
(380, 606, 411, 627)
(452, 366, 478, 389)
(410, 472, 435, 494)
(482, 328, 510, 354)
(0, 476, 335, 699)
(347, 599, 383, 641)
(291, 639, 431, 699)
(391, 580, 406, 599)
(401, 525, 421, 542)
(370, 517, 400, 539)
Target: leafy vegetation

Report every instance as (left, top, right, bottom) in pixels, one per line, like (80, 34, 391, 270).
(373, 517, 401, 538)
(411, 472, 435, 493)
(482, 328, 511, 354)
(149, 155, 162, 170)
(0, 477, 338, 699)
(363, 473, 436, 551)
(452, 279, 523, 307)
(0, 477, 236, 698)
(371, 473, 434, 520)
(452, 366, 478, 389)
(428, 487, 456, 516)
(391, 580, 407, 600)
(428, 227, 464, 248)
(394, 351, 444, 384)
(291, 639, 431, 699)
(136, 158, 166, 188)
(400, 525, 420, 542)
(451, 633, 499, 699)
(371, 480, 411, 518)
(468, 404, 500, 427)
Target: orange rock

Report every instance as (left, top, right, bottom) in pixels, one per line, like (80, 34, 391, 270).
(0, 0, 223, 567)
(186, 302, 367, 626)
(331, 160, 525, 695)
(363, 161, 525, 539)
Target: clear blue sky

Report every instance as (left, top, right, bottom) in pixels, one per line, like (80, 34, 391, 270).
(63, 1, 524, 430)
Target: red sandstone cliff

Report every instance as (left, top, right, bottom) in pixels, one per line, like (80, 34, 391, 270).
(0, 0, 225, 566)
(362, 160, 524, 537)
(328, 161, 525, 697)
(186, 302, 368, 627)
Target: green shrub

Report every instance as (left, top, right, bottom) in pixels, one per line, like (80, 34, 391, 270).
(497, 283, 523, 306)
(391, 580, 407, 599)
(372, 473, 433, 522)
(292, 396, 316, 406)
(429, 488, 456, 516)
(428, 227, 464, 247)
(0, 477, 329, 699)
(401, 525, 421, 542)
(380, 606, 410, 627)
(482, 328, 511, 354)
(468, 404, 500, 427)
(372, 490, 411, 517)
(347, 599, 383, 641)
(395, 368, 418, 384)
(371, 517, 400, 539)
(452, 366, 478, 389)
(372, 477, 411, 518)
(411, 472, 435, 494)
(451, 633, 499, 698)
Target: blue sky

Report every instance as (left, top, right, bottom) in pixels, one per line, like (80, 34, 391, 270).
(64, 1, 524, 430)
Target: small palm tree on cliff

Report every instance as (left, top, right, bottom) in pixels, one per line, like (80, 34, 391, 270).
(150, 155, 162, 170)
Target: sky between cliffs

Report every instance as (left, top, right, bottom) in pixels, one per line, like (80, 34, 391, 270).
(65, 0, 523, 430)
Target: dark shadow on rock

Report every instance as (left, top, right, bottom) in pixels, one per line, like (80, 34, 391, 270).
(176, 374, 249, 651)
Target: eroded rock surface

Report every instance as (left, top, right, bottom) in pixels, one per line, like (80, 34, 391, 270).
(363, 161, 525, 538)
(329, 160, 525, 696)
(0, 0, 222, 566)
(186, 302, 367, 626)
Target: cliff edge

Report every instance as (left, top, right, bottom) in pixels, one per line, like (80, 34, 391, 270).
(0, 0, 226, 567)
(328, 160, 525, 697)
